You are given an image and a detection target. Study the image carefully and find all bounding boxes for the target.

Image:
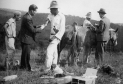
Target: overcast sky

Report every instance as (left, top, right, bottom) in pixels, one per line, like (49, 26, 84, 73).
(0, 0, 123, 23)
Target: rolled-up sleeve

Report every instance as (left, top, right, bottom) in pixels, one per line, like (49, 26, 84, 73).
(55, 15, 65, 40)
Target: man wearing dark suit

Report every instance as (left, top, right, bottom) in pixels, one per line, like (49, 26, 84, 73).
(19, 4, 42, 71)
(95, 8, 110, 69)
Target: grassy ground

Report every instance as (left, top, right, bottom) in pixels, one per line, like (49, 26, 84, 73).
(0, 49, 123, 84)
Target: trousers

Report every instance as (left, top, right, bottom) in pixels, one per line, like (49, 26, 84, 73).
(45, 38, 60, 69)
(20, 42, 31, 71)
(95, 41, 105, 66)
(5, 36, 15, 64)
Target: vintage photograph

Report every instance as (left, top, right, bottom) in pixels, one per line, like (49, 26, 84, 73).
(0, 0, 123, 84)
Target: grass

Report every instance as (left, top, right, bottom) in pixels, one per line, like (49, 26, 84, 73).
(0, 49, 123, 84)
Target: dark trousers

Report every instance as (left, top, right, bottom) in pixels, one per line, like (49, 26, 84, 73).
(20, 42, 31, 71)
(95, 41, 105, 66)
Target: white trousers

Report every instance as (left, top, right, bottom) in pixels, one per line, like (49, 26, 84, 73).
(5, 36, 15, 54)
(5, 36, 15, 62)
(45, 38, 60, 69)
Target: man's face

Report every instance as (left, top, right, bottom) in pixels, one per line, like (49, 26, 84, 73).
(15, 15, 21, 21)
(74, 24, 77, 32)
(31, 9, 37, 16)
(50, 8, 58, 16)
(87, 18, 91, 21)
(99, 13, 104, 18)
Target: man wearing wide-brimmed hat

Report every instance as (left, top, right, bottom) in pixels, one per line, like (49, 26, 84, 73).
(95, 8, 110, 69)
(40, 0, 65, 72)
(83, 12, 95, 29)
(4, 11, 21, 70)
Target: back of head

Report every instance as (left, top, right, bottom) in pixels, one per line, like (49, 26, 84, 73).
(29, 4, 38, 11)
(14, 11, 21, 17)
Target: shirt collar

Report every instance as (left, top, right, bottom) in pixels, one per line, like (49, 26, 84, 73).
(28, 12, 32, 18)
(101, 15, 105, 19)
(51, 12, 60, 16)
(11, 18, 16, 23)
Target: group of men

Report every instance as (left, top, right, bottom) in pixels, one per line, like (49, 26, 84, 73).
(4, 0, 110, 72)
(83, 9, 110, 69)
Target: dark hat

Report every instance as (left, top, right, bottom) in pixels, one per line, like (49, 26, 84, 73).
(98, 8, 106, 14)
(72, 22, 78, 26)
(29, 4, 38, 11)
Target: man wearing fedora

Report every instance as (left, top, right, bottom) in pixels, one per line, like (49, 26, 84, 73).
(19, 4, 43, 71)
(95, 8, 110, 69)
(40, 0, 65, 71)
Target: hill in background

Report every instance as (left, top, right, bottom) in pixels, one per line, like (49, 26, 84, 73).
(0, 8, 123, 51)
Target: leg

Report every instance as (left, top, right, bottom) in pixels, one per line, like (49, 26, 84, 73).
(95, 42, 104, 68)
(53, 44, 58, 65)
(45, 39, 59, 70)
(83, 46, 89, 65)
(57, 43, 60, 64)
(25, 44, 31, 71)
(20, 42, 26, 69)
(45, 43, 55, 70)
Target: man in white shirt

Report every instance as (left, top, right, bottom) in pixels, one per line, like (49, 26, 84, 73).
(4, 11, 21, 69)
(41, 0, 65, 71)
(83, 12, 95, 29)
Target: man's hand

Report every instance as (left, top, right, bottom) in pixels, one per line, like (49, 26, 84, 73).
(53, 26, 59, 33)
(40, 24, 45, 30)
(51, 36, 60, 41)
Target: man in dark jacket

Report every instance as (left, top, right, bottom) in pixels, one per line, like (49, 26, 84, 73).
(19, 4, 42, 71)
(95, 8, 110, 69)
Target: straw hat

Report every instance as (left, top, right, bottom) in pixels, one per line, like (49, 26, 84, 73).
(86, 12, 91, 18)
(49, 0, 59, 9)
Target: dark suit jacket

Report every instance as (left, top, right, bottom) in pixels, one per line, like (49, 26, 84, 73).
(96, 16, 110, 42)
(19, 13, 41, 44)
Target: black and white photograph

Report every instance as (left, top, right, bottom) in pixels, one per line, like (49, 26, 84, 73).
(0, 0, 123, 84)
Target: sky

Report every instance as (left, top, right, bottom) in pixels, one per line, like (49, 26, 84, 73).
(0, 0, 123, 23)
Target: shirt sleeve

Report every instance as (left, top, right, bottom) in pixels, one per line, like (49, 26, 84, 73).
(55, 15, 65, 40)
(47, 14, 51, 22)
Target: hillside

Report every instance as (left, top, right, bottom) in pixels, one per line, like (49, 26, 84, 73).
(0, 8, 123, 51)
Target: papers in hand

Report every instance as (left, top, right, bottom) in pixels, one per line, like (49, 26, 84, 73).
(3, 75, 17, 81)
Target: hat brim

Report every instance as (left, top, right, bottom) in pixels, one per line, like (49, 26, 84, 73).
(48, 6, 59, 9)
(98, 11, 106, 14)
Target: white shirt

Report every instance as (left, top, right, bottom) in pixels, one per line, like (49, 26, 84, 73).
(83, 19, 92, 28)
(6, 18, 16, 37)
(47, 12, 65, 40)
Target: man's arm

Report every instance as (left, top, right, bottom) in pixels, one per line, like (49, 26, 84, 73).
(55, 15, 65, 40)
(25, 17, 42, 33)
(96, 20, 105, 33)
(40, 19, 50, 30)
(3, 23, 9, 36)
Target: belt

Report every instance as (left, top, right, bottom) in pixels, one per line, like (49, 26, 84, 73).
(51, 33, 55, 35)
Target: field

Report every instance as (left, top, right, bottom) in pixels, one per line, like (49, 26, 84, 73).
(0, 49, 123, 84)
(0, 8, 123, 84)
